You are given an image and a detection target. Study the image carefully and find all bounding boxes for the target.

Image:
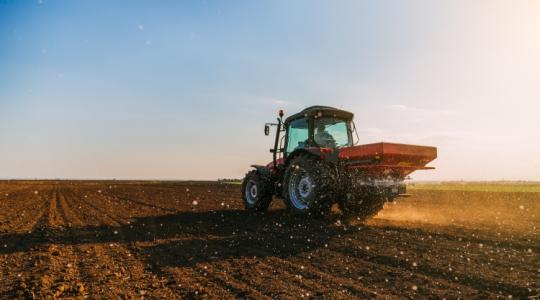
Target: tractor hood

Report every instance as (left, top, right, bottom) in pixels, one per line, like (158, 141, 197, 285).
(338, 142, 437, 176)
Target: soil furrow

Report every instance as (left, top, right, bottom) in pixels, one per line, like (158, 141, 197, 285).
(0, 181, 537, 299)
(0, 188, 48, 233)
(263, 256, 379, 298)
(191, 262, 273, 299)
(10, 187, 85, 298)
(63, 188, 125, 226)
(65, 187, 179, 298)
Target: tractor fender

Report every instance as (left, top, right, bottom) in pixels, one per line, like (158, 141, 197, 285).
(286, 148, 340, 165)
(249, 165, 272, 177)
(284, 149, 320, 165)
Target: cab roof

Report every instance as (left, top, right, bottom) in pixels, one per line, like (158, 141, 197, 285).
(283, 105, 354, 125)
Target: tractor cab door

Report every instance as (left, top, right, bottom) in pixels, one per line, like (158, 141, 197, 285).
(285, 118, 309, 157)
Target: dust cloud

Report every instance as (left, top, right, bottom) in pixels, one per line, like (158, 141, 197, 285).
(373, 189, 539, 239)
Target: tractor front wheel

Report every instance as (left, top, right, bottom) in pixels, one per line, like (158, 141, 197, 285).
(241, 170, 272, 212)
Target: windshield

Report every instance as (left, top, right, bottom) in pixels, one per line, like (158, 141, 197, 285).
(314, 117, 351, 148)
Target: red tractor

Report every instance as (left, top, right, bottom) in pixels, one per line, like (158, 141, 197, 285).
(242, 106, 437, 219)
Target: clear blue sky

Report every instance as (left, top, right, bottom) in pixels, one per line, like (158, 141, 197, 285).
(1, 0, 539, 180)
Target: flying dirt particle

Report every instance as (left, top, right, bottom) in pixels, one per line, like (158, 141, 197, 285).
(34, 191, 38, 194)
(412, 285, 418, 291)
(527, 249, 533, 253)
(98, 190, 102, 193)
(519, 205, 525, 210)
(114, 230, 118, 235)
(479, 243, 483, 248)
(192, 200, 198, 206)
(67, 263, 72, 268)
(365, 246, 370, 250)
(186, 188, 190, 192)
(412, 262, 418, 267)
(221, 202, 225, 206)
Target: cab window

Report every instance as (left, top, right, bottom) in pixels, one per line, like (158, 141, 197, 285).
(286, 118, 309, 155)
(314, 118, 351, 148)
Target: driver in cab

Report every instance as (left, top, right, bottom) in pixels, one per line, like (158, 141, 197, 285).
(314, 123, 336, 148)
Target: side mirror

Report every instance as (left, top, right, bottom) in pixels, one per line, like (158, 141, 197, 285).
(264, 124, 270, 136)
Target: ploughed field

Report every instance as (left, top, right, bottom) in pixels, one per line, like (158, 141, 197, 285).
(0, 181, 538, 299)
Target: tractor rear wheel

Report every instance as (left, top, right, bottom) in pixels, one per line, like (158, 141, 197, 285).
(283, 154, 335, 216)
(242, 170, 273, 212)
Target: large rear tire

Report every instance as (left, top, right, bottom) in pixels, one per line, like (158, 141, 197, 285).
(283, 154, 335, 216)
(241, 170, 273, 212)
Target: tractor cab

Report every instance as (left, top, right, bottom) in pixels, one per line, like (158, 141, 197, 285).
(285, 108, 354, 155)
(265, 106, 355, 168)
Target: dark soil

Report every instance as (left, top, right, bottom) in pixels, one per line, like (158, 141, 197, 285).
(0, 181, 537, 299)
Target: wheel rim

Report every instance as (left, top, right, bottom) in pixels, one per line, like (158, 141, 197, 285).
(289, 169, 313, 210)
(245, 180, 257, 205)
(298, 176, 313, 198)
